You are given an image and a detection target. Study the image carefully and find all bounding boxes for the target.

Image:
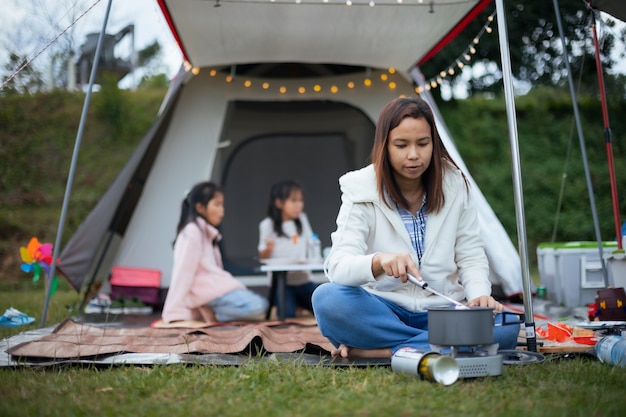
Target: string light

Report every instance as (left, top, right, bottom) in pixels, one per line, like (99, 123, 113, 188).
(418, 10, 496, 91)
(195, 67, 404, 96)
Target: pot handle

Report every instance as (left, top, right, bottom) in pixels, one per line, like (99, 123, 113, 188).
(501, 311, 525, 326)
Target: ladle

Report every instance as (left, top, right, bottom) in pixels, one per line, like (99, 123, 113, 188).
(407, 274, 469, 309)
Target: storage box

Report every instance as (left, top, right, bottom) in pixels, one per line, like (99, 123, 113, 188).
(604, 252, 626, 289)
(536, 243, 562, 303)
(110, 266, 161, 306)
(549, 242, 617, 307)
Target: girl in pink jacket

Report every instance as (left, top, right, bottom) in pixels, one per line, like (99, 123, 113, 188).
(161, 182, 268, 323)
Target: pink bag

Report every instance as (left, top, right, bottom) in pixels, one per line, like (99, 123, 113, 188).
(110, 266, 161, 306)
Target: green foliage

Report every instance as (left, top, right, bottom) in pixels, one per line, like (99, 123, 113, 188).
(1, 53, 44, 96)
(138, 73, 170, 90)
(137, 41, 162, 67)
(0, 88, 166, 283)
(92, 73, 129, 136)
(440, 87, 626, 259)
(420, 0, 626, 99)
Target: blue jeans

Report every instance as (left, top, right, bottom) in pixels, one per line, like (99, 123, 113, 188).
(208, 289, 268, 321)
(276, 282, 320, 318)
(312, 283, 520, 353)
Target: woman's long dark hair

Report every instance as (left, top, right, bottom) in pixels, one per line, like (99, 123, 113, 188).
(370, 96, 467, 213)
(174, 181, 222, 244)
(267, 180, 303, 237)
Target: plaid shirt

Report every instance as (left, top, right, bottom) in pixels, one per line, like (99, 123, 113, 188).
(396, 194, 427, 267)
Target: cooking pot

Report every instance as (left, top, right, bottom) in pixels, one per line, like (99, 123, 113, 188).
(427, 307, 524, 346)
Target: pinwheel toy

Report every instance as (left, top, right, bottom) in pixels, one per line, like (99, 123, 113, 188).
(19, 237, 60, 296)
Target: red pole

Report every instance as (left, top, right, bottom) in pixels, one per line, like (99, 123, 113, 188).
(590, 10, 623, 249)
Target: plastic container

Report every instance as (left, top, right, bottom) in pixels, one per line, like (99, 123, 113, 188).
(604, 251, 626, 289)
(536, 243, 563, 303)
(594, 336, 626, 367)
(537, 241, 617, 307)
(307, 233, 322, 262)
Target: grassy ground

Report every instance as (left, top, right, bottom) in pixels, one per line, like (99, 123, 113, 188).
(1, 284, 626, 417)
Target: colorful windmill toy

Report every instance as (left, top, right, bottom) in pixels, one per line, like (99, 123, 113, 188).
(19, 237, 60, 296)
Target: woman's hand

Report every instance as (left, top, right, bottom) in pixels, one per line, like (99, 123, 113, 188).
(372, 252, 421, 283)
(467, 295, 503, 313)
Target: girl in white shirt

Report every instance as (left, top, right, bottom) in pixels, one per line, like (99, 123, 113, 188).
(258, 180, 319, 318)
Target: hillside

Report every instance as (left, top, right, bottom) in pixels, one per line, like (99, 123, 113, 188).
(1, 86, 624, 286)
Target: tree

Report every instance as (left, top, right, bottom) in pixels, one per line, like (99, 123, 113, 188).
(1, 53, 44, 96)
(419, 0, 626, 99)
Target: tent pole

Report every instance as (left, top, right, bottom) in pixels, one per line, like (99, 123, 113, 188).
(589, 7, 623, 250)
(40, 0, 114, 327)
(494, 0, 537, 352)
(553, 0, 609, 284)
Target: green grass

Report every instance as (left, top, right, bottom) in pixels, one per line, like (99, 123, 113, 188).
(1, 285, 626, 417)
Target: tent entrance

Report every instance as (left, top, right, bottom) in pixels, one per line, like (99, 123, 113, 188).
(212, 100, 375, 275)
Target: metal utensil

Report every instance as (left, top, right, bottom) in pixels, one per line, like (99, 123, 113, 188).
(407, 274, 469, 309)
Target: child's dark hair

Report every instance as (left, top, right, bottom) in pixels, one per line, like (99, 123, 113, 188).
(175, 181, 222, 243)
(267, 180, 303, 237)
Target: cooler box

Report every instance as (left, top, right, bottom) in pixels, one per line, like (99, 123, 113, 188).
(110, 266, 162, 306)
(604, 252, 626, 289)
(552, 242, 617, 307)
(536, 243, 563, 304)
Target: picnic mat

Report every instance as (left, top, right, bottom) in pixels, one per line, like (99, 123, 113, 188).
(6, 317, 334, 360)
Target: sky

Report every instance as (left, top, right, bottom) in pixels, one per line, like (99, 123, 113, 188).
(0, 0, 182, 88)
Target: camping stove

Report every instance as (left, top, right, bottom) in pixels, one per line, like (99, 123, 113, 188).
(429, 343, 503, 378)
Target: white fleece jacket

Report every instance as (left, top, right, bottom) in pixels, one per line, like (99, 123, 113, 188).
(324, 164, 491, 312)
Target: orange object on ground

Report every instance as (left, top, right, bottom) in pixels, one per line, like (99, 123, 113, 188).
(547, 322, 572, 343)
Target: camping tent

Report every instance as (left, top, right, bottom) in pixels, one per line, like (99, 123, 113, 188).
(57, 0, 526, 301)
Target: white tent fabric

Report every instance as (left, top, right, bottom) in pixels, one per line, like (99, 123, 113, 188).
(159, 0, 489, 72)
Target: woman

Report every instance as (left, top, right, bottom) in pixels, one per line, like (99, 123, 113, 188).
(312, 96, 519, 358)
